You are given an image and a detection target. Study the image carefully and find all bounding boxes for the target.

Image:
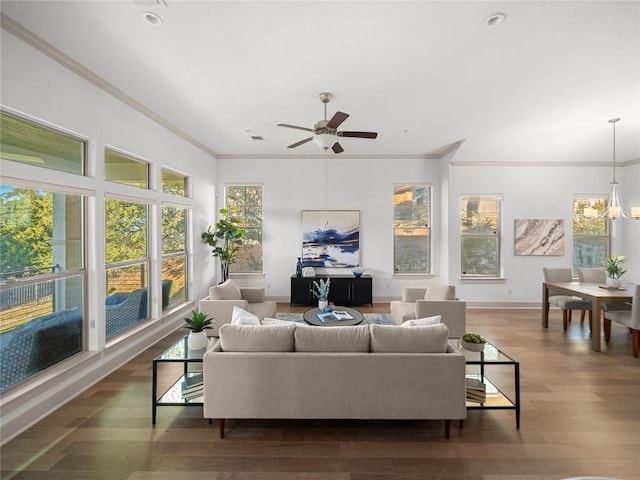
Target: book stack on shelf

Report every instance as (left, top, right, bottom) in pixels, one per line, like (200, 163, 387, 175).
(181, 373, 203, 400)
(466, 377, 487, 403)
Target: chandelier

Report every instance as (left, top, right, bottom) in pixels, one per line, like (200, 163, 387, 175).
(585, 118, 640, 220)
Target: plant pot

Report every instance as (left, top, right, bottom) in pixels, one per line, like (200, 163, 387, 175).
(605, 277, 621, 288)
(461, 340, 485, 352)
(188, 331, 208, 351)
(318, 300, 328, 310)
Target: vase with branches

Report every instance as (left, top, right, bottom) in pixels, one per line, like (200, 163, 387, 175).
(201, 206, 247, 283)
(312, 278, 331, 309)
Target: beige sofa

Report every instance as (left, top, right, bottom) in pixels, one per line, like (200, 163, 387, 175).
(198, 279, 277, 336)
(203, 322, 467, 439)
(390, 283, 466, 338)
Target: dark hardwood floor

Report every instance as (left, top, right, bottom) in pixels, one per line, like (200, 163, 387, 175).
(2, 304, 639, 480)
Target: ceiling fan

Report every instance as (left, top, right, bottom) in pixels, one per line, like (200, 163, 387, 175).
(277, 92, 378, 154)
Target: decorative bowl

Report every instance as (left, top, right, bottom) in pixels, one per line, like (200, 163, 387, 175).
(461, 340, 485, 352)
(352, 267, 365, 277)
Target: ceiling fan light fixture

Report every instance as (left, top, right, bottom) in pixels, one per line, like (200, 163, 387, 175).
(314, 133, 336, 151)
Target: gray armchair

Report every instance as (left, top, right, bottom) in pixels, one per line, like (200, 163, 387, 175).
(199, 279, 276, 336)
(390, 281, 466, 338)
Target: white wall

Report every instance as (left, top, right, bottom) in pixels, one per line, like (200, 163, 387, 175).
(217, 157, 444, 300)
(0, 29, 217, 443)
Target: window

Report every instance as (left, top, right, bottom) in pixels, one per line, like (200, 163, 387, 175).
(226, 185, 263, 273)
(104, 198, 149, 339)
(105, 148, 149, 189)
(0, 185, 85, 391)
(460, 195, 501, 277)
(162, 205, 188, 308)
(1, 111, 85, 175)
(572, 196, 609, 271)
(393, 184, 431, 274)
(161, 169, 187, 197)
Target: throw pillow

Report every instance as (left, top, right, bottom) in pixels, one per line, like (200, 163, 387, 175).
(402, 315, 442, 326)
(424, 282, 455, 300)
(209, 279, 242, 301)
(231, 306, 261, 325)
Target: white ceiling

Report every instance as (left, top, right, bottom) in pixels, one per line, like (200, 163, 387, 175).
(1, 0, 639, 164)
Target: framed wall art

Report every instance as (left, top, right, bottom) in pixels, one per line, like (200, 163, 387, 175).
(514, 218, 564, 256)
(301, 210, 360, 268)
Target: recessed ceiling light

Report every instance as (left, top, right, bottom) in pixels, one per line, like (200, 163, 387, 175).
(142, 11, 163, 26)
(484, 13, 505, 28)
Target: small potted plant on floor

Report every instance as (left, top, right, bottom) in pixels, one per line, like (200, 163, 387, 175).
(312, 278, 331, 310)
(184, 311, 213, 351)
(461, 333, 487, 352)
(602, 255, 627, 288)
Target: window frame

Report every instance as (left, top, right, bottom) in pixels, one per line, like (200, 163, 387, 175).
(460, 194, 502, 279)
(393, 183, 432, 275)
(225, 183, 264, 275)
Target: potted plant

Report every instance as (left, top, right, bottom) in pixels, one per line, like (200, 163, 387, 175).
(184, 310, 213, 351)
(461, 333, 487, 352)
(202, 206, 247, 283)
(602, 255, 627, 288)
(312, 278, 331, 310)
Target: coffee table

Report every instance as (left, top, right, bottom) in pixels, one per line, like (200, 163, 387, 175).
(303, 306, 364, 326)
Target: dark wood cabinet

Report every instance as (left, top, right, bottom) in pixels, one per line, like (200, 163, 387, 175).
(290, 275, 372, 307)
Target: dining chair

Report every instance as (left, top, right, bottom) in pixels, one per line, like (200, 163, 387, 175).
(603, 284, 639, 357)
(543, 267, 592, 331)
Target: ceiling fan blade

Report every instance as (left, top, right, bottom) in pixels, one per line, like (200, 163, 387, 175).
(332, 142, 344, 154)
(277, 123, 314, 132)
(326, 111, 349, 129)
(287, 137, 313, 149)
(338, 131, 378, 139)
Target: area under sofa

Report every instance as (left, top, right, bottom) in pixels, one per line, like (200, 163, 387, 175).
(203, 322, 467, 439)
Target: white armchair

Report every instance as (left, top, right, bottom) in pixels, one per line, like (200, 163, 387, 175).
(199, 279, 276, 336)
(390, 281, 466, 338)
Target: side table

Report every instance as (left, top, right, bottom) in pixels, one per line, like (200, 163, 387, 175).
(462, 341, 520, 428)
(152, 335, 207, 424)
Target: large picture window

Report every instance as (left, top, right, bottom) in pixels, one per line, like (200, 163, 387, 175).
(572, 196, 609, 272)
(104, 198, 149, 339)
(162, 205, 188, 307)
(393, 184, 431, 274)
(226, 185, 263, 274)
(460, 195, 501, 278)
(0, 185, 85, 391)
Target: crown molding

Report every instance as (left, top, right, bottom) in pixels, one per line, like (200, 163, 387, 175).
(1, 13, 218, 160)
(451, 158, 640, 167)
(216, 153, 441, 160)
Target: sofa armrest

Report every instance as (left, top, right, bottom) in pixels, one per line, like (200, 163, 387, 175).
(415, 299, 466, 338)
(402, 288, 427, 302)
(198, 297, 249, 337)
(240, 287, 265, 303)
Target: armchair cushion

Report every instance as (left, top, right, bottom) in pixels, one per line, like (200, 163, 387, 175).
(209, 279, 242, 301)
(240, 287, 265, 303)
(424, 283, 456, 300)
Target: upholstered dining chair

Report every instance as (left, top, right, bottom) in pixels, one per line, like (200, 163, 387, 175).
(543, 267, 592, 331)
(603, 284, 639, 357)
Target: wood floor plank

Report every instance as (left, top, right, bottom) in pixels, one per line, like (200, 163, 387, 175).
(2, 306, 639, 480)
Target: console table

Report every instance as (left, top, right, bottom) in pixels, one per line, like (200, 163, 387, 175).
(290, 274, 373, 307)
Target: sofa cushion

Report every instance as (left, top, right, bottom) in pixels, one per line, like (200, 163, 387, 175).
(231, 306, 261, 325)
(209, 279, 242, 301)
(219, 323, 296, 352)
(295, 325, 371, 352)
(402, 315, 441, 326)
(261, 318, 292, 325)
(424, 282, 456, 300)
(370, 323, 449, 353)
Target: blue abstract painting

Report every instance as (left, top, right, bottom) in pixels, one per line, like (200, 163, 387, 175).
(301, 210, 360, 268)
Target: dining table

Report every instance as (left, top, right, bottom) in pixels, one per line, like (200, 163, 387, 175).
(542, 281, 635, 352)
